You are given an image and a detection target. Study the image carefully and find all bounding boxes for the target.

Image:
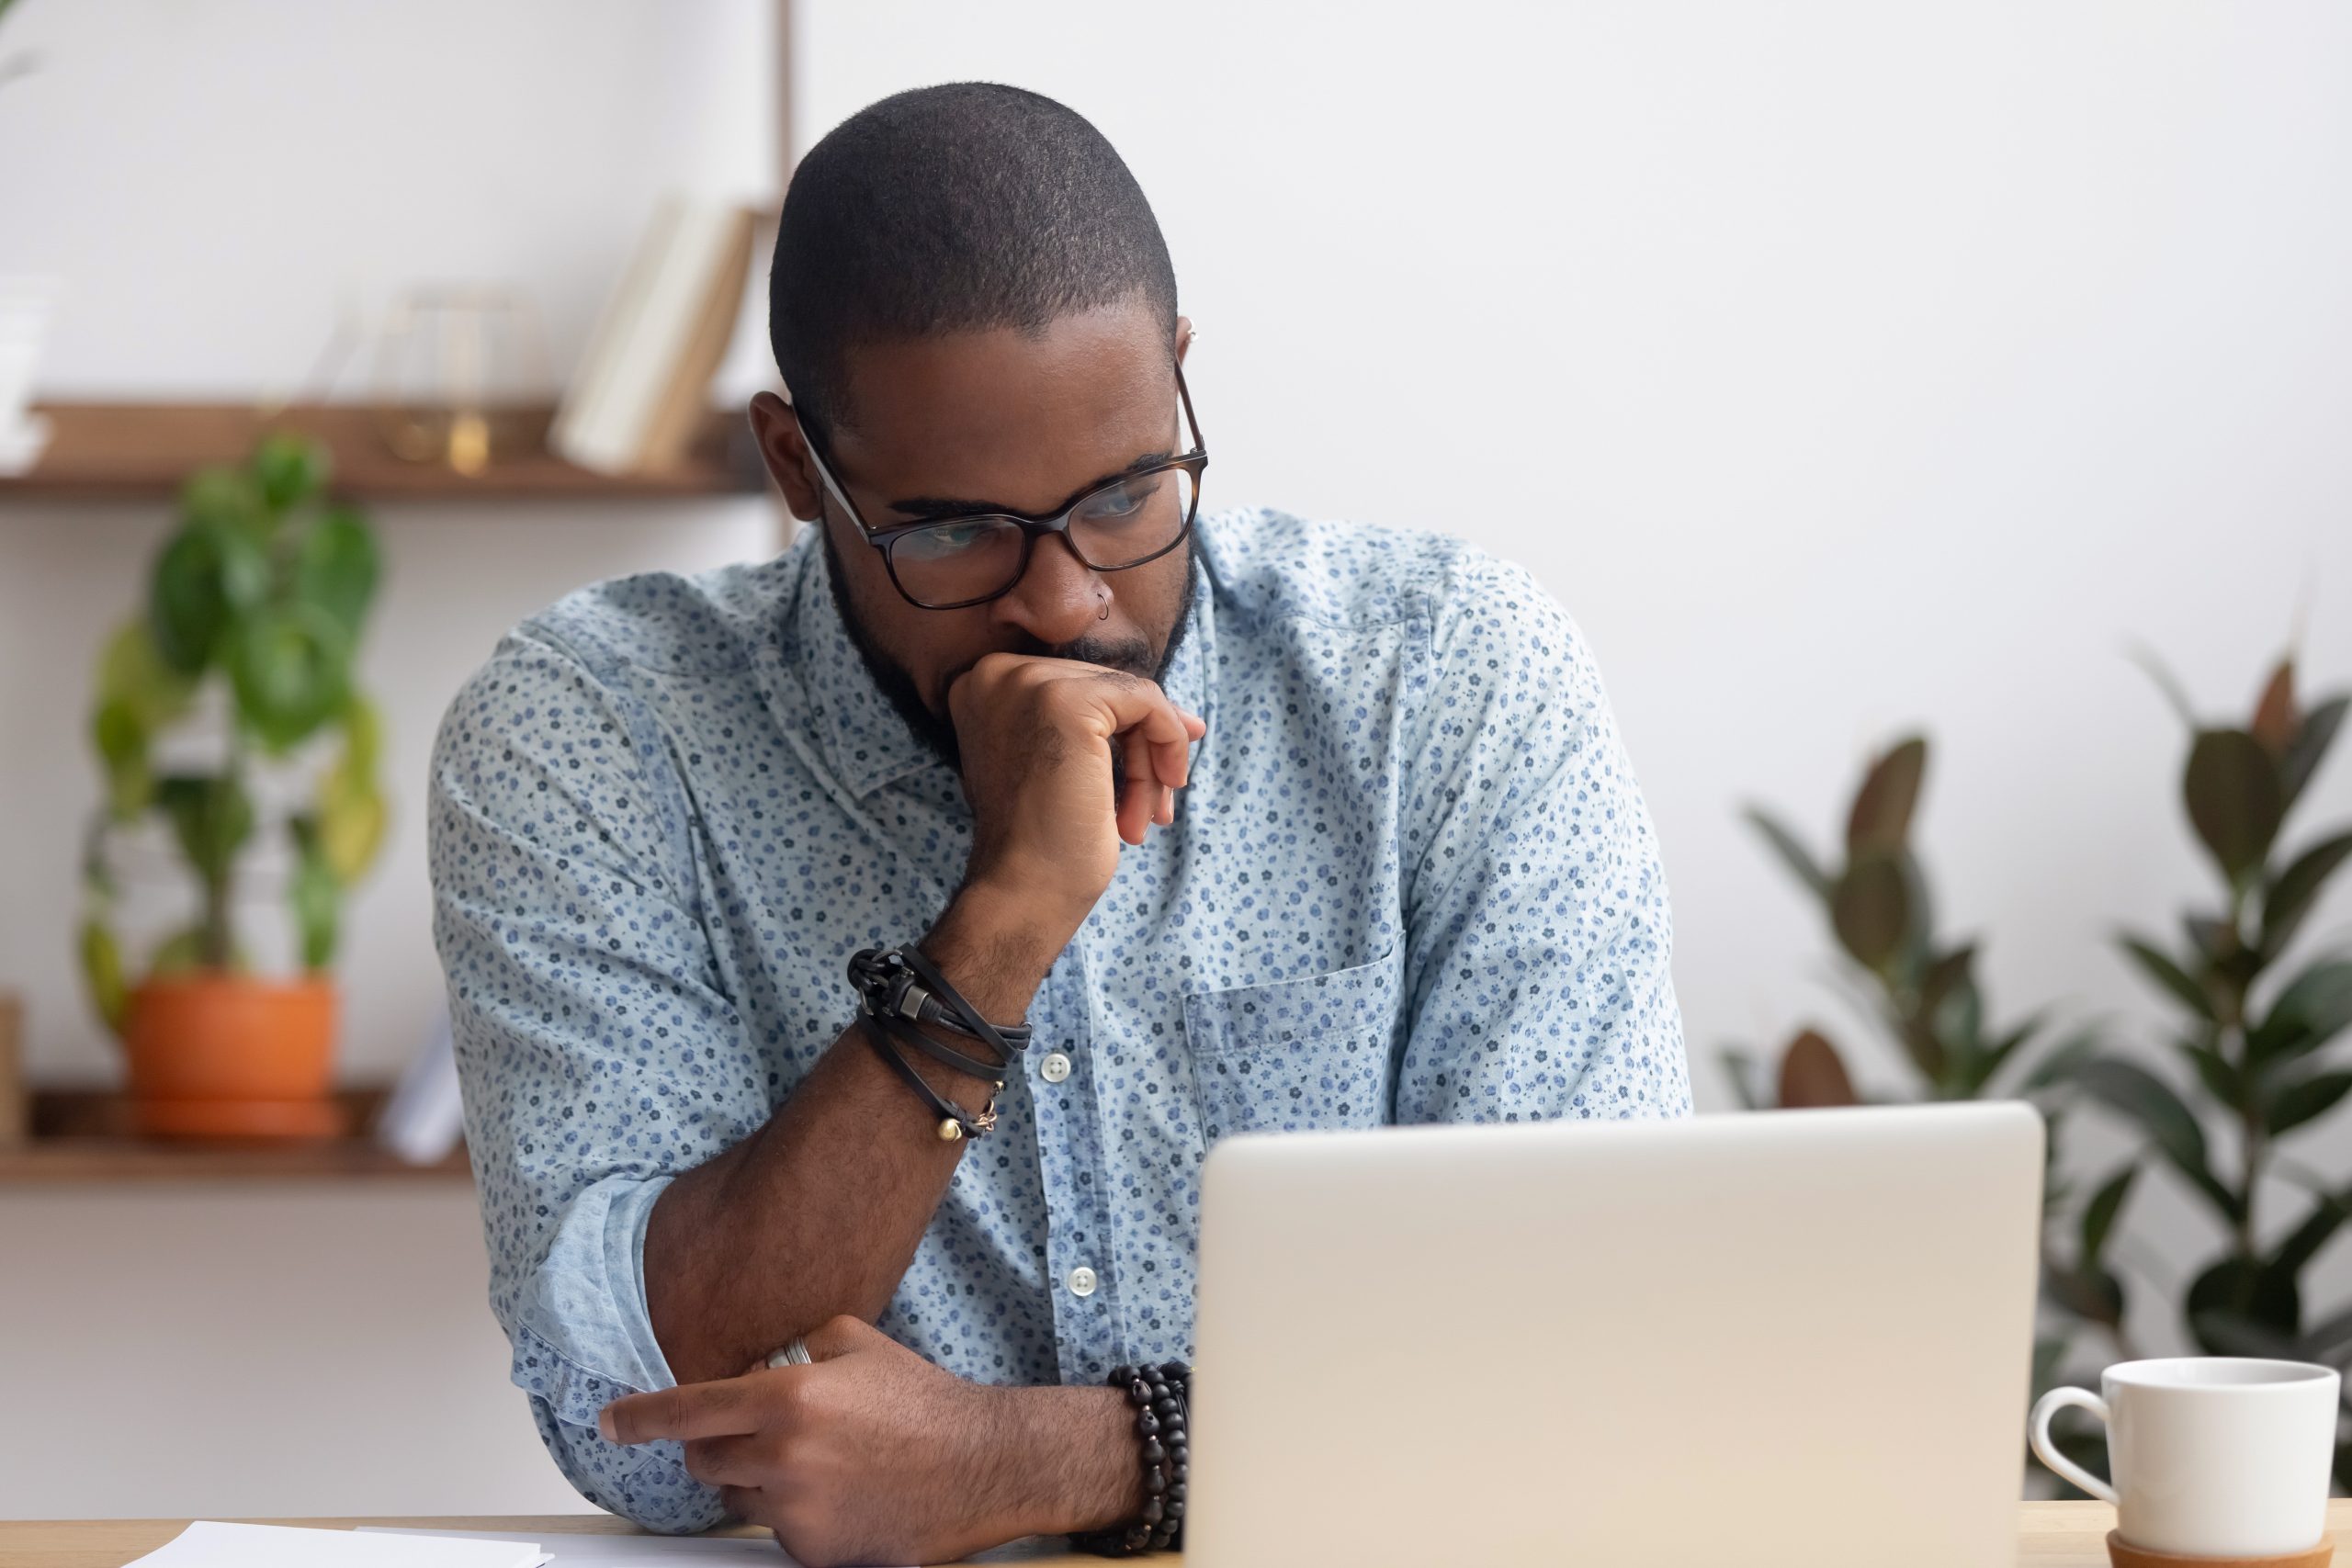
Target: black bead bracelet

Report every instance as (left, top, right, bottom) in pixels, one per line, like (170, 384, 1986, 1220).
(1073, 1360, 1190, 1556)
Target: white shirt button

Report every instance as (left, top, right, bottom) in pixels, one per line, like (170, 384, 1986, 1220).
(1068, 1265, 1098, 1297)
(1041, 1052, 1072, 1084)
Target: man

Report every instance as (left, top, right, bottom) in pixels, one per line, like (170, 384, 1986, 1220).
(430, 82, 1688, 1564)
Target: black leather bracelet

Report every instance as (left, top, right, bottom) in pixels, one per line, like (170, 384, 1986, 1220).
(861, 1016, 1001, 1142)
(1073, 1361, 1189, 1556)
(848, 945, 1033, 1062)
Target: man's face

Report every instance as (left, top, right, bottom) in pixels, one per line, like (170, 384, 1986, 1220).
(751, 302, 1197, 759)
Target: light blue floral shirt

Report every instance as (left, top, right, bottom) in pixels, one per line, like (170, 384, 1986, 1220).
(428, 508, 1690, 1531)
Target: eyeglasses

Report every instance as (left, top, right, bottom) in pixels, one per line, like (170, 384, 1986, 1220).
(798, 360, 1208, 611)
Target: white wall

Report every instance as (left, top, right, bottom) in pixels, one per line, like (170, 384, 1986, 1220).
(5, 0, 2352, 1520)
(0, 0, 782, 1520)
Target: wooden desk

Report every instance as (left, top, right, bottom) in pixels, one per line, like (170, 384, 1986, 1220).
(5, 1502, 2349, 1566)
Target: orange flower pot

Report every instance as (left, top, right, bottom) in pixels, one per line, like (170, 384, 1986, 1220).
(124, 974, 345, 1141)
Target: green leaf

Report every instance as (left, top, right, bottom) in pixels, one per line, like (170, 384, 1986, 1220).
(1717, 1048, 1764, 1111)
(2246, 959, 2352, 1069)
(2179, 911, 2239, 967)
(2117, 932, 2214, 1021)
(2299, 1297, 2352, 1359)
(287, 812, 342, 971)
(2128, 643, 2199, 729)
(2262, 830, 2352, 959)
(177, 463, 269, 539)
(227, 601, 352, 752)
(1846, 736, 1928, 855)
(1831, 851, 1912, 975)
(2282, 694, 2346, 812)
(316, 769, 387, 883)
(2017, 1026, 2100, 1094)
(1973, 1011, 2043, 1095)
(291, 505, 380, 638)
(2075, 1056, 2242, 1224)
(148, 522, 269, 674)
(338, 692, 385, 775)
(1776, 1029, 1860, 1108)
(2268, 1186, 2349, 1277)
(2186, 1257, 2301, 1355)
(2080, 1164, 2137, 1264)
(2183, 729, 2284, 886)
(2179, 1040, 2241, 1107)
(153, 773, 254, 893)
(95, 617, 196, 731)
(1742, 807, 1830, 902)
(253, 431, 333, 511)
(90, 697, 152, 819)
(2190, 1301, 2302, 1359)
(2042, 1258, 2126, 1327)
(2250, 659, 2298, 759)
(77, 918, 127, 1037)
(2266, 1070, 2352, 1137)
(1919, 944, 1977, 1030)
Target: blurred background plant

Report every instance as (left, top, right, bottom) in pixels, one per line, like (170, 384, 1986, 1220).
(2074, 649, 2352, 1489)
(0, 0, 35, 93)
(1724, 735, 2139, 1488)
(78, 432, 388, 1031)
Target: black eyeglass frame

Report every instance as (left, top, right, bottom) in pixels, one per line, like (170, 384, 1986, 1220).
(797, 360, 1209, 611)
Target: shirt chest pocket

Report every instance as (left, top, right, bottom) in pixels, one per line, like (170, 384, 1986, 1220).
(1183, 944, 1407, 1145)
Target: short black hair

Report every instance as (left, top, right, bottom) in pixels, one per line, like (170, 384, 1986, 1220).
(768, 82, 1179, 437)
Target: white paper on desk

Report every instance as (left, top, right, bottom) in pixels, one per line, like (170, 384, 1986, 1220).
(130, 1521, 548, 1568)
(361, 1526, 861, 1565)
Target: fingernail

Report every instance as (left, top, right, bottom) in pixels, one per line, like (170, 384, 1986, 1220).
(598, 1407, 616, 1442)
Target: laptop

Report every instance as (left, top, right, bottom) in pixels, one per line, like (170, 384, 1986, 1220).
(1185, 1102, 2044, 1567)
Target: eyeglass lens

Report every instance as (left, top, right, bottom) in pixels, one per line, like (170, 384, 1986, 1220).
(888, 464, 1199, 607)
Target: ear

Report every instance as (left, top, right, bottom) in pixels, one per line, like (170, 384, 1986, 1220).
(749, 391, 824, 523)
(1174, 314, 1194, 367)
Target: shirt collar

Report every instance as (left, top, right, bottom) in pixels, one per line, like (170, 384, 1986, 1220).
(772, 526, 1218, 803)
(773, 527, 939, 800)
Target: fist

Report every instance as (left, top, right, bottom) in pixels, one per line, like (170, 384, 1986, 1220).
(946, 653, 1204, 924)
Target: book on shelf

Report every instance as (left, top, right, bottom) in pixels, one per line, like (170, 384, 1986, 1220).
(553, 196, 757, 475)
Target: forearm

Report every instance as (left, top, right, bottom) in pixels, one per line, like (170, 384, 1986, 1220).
(643, 881, 1064, 1384)
(982, 1384, 1149, 1542)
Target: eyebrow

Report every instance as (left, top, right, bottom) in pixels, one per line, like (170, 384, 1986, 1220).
(885, 449, 1175, 522)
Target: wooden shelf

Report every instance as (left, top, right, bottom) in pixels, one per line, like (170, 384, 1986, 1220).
(0, 1086, 472, 1185)
(0, 402, 768, 502)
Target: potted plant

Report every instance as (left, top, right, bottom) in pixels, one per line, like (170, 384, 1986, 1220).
(2075, 650, 2352, 1487)
(78, 433, 388, 1139)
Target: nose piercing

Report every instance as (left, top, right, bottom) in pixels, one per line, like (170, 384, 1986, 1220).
(1095, 585, 1112, 621)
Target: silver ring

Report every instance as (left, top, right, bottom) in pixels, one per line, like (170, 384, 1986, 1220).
(765, 1337, 812, 1370)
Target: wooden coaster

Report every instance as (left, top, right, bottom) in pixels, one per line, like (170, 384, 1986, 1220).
(2108, 1529, 2335, 1568)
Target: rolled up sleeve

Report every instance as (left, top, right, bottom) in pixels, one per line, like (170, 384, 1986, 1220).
(429, 627, 763, 1532)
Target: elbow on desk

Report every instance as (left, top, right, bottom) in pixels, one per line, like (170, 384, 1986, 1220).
(528, 1393, 730, 1536)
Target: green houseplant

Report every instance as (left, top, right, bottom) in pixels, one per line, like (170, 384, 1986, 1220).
(79, 432, 388, 1138)
(1725, 736, 2137, 1485)
(2075, 651, 2352, 1488)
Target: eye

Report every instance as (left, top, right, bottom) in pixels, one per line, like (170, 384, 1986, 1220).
(1084, 474, 1161, 523)
(899, 521, 995, 560)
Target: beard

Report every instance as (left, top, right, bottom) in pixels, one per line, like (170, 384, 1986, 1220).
(820, 526, 1200, 774)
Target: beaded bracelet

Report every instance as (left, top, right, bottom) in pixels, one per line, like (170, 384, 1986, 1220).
(1072, 1360, 1190, 1556)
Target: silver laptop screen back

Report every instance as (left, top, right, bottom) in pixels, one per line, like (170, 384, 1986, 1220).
(1185, 1103, 2043, 1568)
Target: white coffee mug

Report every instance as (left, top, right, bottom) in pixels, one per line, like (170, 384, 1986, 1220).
(2030, 1357, 2341, 1557)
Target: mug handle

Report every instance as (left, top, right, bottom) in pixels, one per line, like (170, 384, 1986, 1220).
(2029, 1386, 2119, 1505)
